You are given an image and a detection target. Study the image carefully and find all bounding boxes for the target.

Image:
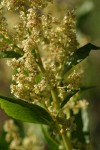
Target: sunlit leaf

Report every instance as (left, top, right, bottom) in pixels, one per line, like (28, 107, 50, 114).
(0, 95, 53, 125)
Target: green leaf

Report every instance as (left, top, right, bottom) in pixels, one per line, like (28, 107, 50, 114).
(42, 126, 59, 150)
(0, 51, 22, 59)
(63, 43, 100, 75)
(60, 86, 95, 108)
(79, 86, 96, 91)
(0, 95, 53, 125)
(60, 90, 79, 108)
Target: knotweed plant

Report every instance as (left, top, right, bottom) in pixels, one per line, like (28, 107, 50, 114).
(0, 0, 100, 150)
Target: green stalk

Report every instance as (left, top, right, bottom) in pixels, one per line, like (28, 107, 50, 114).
(51, 88, 60, 110)
(35, 48, 45, 74)
(61, 132, 72, 150)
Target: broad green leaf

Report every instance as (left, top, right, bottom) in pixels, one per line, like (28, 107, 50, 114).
(0, 51, 22, 59)
(61, 86, 95, 108)
(63, 43, 100, 75)
(42, 126, 59, 150)
(0, 95, 53, 125)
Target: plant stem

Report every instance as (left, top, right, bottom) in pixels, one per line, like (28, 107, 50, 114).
(35, 48, 45, 74)
(35, 48, 72, 150)
(61, 132, 72, 150)
(51, 88, 60, 110)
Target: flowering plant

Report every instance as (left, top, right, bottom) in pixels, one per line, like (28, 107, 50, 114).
(0, 0, 100, 149)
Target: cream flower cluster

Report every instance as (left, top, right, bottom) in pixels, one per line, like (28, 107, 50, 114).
(0, 0, 85, 112)
(1, 0, 53, 10)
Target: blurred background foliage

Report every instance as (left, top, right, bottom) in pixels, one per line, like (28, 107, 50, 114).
(0, 0, 100, 149)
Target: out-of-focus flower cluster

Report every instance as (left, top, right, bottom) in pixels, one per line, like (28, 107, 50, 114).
(4, 119, 44, 150)
(65, 98, 89, 114)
